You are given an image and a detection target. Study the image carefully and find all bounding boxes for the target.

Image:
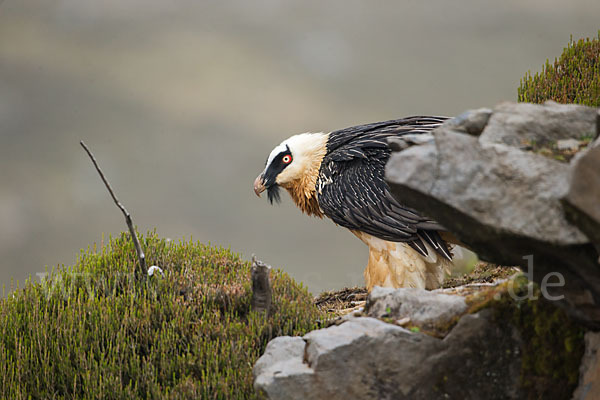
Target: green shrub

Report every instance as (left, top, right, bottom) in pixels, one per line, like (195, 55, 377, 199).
(0, 232, 325, 399)
(518, 32, 600, 106)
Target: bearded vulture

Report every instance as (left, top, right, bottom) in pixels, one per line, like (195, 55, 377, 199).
(253, 116, 453, 291)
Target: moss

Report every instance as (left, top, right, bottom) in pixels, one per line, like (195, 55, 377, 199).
(0, 231, 326, 399)
(518, 31, 600, 106)
(521, 136, 594, 163)
(442, 274, 584, 398)
(491, 280, 585, 400)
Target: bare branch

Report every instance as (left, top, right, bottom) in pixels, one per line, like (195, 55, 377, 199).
(80, 141, 146, 272)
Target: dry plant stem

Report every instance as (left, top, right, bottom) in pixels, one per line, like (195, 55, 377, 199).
(80, 141, 146, 272)
(251, 255, 272, 314)
(596, 109, 600, 141)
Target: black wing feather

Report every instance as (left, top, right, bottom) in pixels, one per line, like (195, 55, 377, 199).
(317, 116, 452, 260)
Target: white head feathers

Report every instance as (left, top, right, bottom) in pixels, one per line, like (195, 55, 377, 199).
(265, 132, 328, 185)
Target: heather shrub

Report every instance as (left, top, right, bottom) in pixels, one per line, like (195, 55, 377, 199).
(518, 32, 600, 106)
(0, 232, 325, 399)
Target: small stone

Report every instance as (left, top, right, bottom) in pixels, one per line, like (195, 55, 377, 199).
(556, 138, 581, 151)
(445, 108, 493, 136)
(387, 137, 410, 151)
(387, 133, 434, 152)
(147, 265, 164, 277)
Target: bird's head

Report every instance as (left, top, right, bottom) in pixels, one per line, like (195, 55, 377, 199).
(254, 132, 328, 204)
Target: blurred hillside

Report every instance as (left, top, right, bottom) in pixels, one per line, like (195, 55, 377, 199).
(1, 0, 599, 293)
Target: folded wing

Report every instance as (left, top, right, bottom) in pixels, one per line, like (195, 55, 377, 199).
(317, 116, 452, 260)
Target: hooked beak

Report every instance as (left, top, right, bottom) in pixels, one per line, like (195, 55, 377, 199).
(254, 174, 266, 197)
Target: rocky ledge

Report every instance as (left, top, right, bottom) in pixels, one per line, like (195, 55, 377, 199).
(386, 101, 600, 329)
(254, 279, 596, 399)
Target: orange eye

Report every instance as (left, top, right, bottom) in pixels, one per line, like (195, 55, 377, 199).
(282, 155, 292, 164)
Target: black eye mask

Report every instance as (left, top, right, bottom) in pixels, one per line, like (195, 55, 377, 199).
(263, 146, 292, 204)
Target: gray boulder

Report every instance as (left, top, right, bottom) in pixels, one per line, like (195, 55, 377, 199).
(253, 336, 315, 400)
(254, 311, 523, 400)
(387, 130, 585, 244)
(563, 144, 600, 248)
(385, 101, 600, 328)
(254, 285, 527, 400)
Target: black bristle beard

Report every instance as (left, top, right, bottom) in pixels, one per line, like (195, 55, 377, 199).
(267, 184, 281, 204)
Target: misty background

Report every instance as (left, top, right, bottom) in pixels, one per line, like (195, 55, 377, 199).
(1, 0, 599, 294)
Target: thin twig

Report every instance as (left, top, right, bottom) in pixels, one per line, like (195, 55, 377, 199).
(80, 141, 146, 272)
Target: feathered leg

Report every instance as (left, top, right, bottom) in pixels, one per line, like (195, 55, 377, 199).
(354, 231, 450, 291)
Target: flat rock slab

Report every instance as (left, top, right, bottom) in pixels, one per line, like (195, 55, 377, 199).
(365, 286, 467, 331)
(479, 101, 598, 147)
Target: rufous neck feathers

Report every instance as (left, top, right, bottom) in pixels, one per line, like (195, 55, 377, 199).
(277, 133, 328, 217)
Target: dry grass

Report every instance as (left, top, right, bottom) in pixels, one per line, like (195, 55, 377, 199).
(315, 262, 519, 317)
